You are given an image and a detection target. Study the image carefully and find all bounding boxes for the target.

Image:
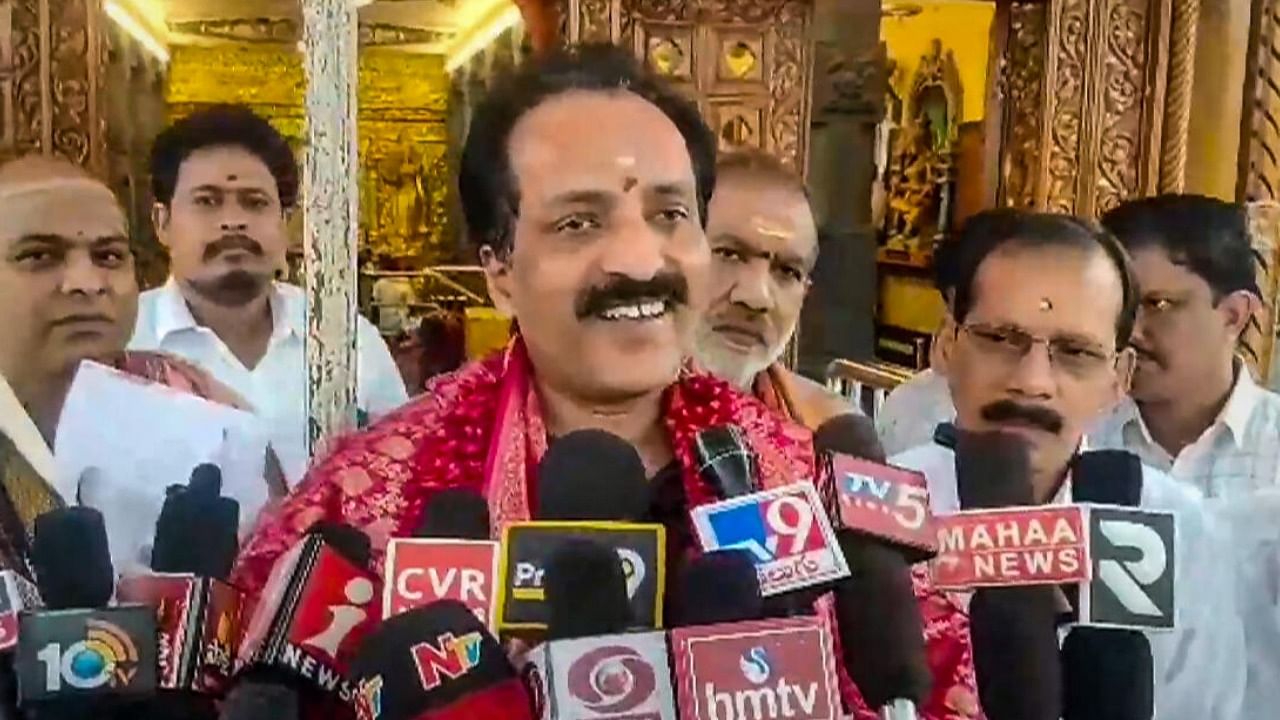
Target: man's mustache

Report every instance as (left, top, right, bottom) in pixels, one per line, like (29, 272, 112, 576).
(1130, 343, 1164, 367)
(575, 272, 689, 319)
(204, 234, 263, 262)
(981, 400, 1065, 434)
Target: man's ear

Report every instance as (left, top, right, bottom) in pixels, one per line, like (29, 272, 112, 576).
(152, 203, 171, 249)
(479, 244, 515, 317)
(1220, 289, 1262, 341)
(1112, 347, 1136, 404)
(930, 313, 956, 377)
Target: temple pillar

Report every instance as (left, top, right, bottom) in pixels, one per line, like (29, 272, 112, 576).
(1184, 0, 1250, 199)
(0, 0, 107, 172)
(301, 0, 360, 454)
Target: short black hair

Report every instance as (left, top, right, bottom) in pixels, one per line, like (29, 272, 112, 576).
(937, 208, 1140, 347)
(150, 104, 299, 211)
(459, 43, 717, 255)
(1100, 194, 1263, 299)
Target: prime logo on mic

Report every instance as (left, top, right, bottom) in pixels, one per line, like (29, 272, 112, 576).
(671, 617, 839, 720)
(690, 483, 848, 596)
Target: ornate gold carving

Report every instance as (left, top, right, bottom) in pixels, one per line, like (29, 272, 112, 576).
(1240, 0, 1280, 202)
(1159, 0, 1198, 193)
(722, 40, 760, 81)
(168, 19, 297, 44)
(1000, 3, 1047, 209)
(578, 0, 612, 43)
(1044, 0, 1086, 214)
(1094, 1, 1148, 216)
(1244, 202, 1280, 384)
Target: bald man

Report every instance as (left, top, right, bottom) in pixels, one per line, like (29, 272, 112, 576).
(0, 154, 243, 571)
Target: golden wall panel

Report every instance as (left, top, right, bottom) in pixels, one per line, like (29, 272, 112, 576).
(165, 45, 453, 262)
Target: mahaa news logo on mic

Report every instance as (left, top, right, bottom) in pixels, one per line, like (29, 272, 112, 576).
(17, 609, 158, 701)
(930, 506, 1090, 589)
(383, 538, 499, 627)
(671, 617, 839, 720)
(528, 631, 676, 719)
(690, 483, 848, 596)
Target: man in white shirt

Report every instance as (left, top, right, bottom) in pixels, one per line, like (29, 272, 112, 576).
(130, 105, 408, 484)
(1091, 195, 1278, 718)
(891, 209, 1244, 720)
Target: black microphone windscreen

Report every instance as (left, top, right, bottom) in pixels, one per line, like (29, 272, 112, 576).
(969, 587, 1062, 720)
(1062, 627, 1154, 720)
(348, 600, 516, 720)
(536, 430, 648, 521)
(415, 488, 491, 540)
(1071, 450, 1143, 506)
(306, 521, 372, 569)
(545, 538, 632, 639)
(954, 430, 1035, 509)
(813, 413, 887, 463)
(694, 424, 756, 499)
(31, 507, 113, 609)
(219, 681, 299, 720)
(833, 534, 930, 707)
(676, 550, 763, 627)
(188, 463, 223, 498)
(152, 491, 240, 580)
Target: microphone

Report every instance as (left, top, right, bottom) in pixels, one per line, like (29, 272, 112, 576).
(217, 679, 298, 720)
(953, 430, 1061, 720)
(536, 430, 650, 521)
(117, 464, 246, 718)
(1062, 450, 1154, 720)
(527, 541, 676, 718)
(673, 550, 763, 627)
(348, 600, 531, 720)
(384, 490, 498, 625)
(693, 424, 756, 499)
(234, 521, 381, 705)
(17, 507, 158, 712)
(813, 415, 930, 720)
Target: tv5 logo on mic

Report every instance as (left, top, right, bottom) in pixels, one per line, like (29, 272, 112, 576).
(527, 631, 676, 720)
(496, 522, 665, 632)
(383, 538, 499, 628)
(830, 454, 937, 559)
(670, 616, 840, 720)
(1079, 505, 1175, 631)
(690, 483, 849, 596)
(16, 606, 158, 702)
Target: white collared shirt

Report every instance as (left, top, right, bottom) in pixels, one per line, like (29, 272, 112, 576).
(129, 279, 409, 485)
(876, 368, 956, 456)
(1090, 366, 1280, 720)
(890, 441, 1246, 720)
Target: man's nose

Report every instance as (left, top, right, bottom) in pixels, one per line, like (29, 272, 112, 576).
(728, 261, 773, 313)
(60, 250, 109, 296)
(1006, 341, 1057, 399)
(220, 209, 249, 233)
(599, 216, 666, 281)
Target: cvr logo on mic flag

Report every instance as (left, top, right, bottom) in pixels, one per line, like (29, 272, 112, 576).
(690, 483, 849, 596)
(383, 538, 499, 628)
(1079, 505, 1176, 630)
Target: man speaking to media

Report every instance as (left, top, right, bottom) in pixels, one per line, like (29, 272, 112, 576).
(234, 44, 915, 717)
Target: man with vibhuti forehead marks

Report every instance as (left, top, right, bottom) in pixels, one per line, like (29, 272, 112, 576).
(0, 154, 245, 573)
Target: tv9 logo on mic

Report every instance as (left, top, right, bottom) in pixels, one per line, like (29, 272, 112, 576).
(690, 483, 848, 596)
(17, 609, 158, 701)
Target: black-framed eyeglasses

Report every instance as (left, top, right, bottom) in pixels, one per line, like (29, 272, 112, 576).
(957, 322, 1117, 378)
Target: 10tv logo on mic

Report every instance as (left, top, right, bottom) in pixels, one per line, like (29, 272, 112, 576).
(17, 607, 158, 701)
(690, 483, 848, 596)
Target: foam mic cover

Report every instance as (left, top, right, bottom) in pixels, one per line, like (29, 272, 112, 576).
(306, 520, 372, 569)
(415, 488, 491, 540)
(219, 680, 299, 720)
(693, 424, 756, 499)
(1071, 450, 1143, 506)
(348, 600, 528, 720)
(544, 538, 631, 640)
(1061, 628, 1153, 720)
(954, 430, 1035, 509)
(969, 587, 1062, 720)
(833, 535, 930, 708)
(153, 466, 241, 579)
(31, 506, 113, 609)
(675, 550, 763, 627)
(536, 430, 649, 521)
(813, 413, 887, 464)
(188, 463, 223, 499)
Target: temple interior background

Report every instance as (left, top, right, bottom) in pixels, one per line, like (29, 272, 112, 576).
(4, 0, 1278, 402)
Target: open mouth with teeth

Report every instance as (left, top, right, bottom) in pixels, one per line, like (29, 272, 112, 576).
(595, 299, 671, 321)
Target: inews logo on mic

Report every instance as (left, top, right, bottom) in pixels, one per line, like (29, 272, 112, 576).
(690, 483, 848, 596)
(671, 617, 839, 720)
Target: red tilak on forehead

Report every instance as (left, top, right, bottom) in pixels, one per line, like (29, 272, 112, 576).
(226, 175, 238, 182)
(622, 176, 637, 193)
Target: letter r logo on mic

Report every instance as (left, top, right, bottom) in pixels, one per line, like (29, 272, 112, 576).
(1080, 505, 1175, 630)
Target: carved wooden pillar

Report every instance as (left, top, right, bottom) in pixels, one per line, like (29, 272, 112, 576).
(995, 0, 1198, 219)
(302, 0, 360, 454)
(1, 0, 107, 174)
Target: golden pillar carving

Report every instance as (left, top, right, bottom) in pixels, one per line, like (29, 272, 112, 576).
(1159, 0, 1198, 193)
(1, 0, 107, 173)
(996, 0, 1193, 219)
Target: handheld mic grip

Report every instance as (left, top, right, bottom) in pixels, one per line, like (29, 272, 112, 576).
(693, 425, 756, 499)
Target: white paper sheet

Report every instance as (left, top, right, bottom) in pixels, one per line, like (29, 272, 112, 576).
(54, 361, 271, 574)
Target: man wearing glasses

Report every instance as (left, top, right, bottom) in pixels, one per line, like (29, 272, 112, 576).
(889, 209, 1244, 719)
(1092, 195, 1278, 719)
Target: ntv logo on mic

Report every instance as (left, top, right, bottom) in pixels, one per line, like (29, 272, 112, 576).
(691, 483, 848, 596)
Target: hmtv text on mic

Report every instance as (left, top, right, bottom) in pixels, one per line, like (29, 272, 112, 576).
(689, 482, 848, 597)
